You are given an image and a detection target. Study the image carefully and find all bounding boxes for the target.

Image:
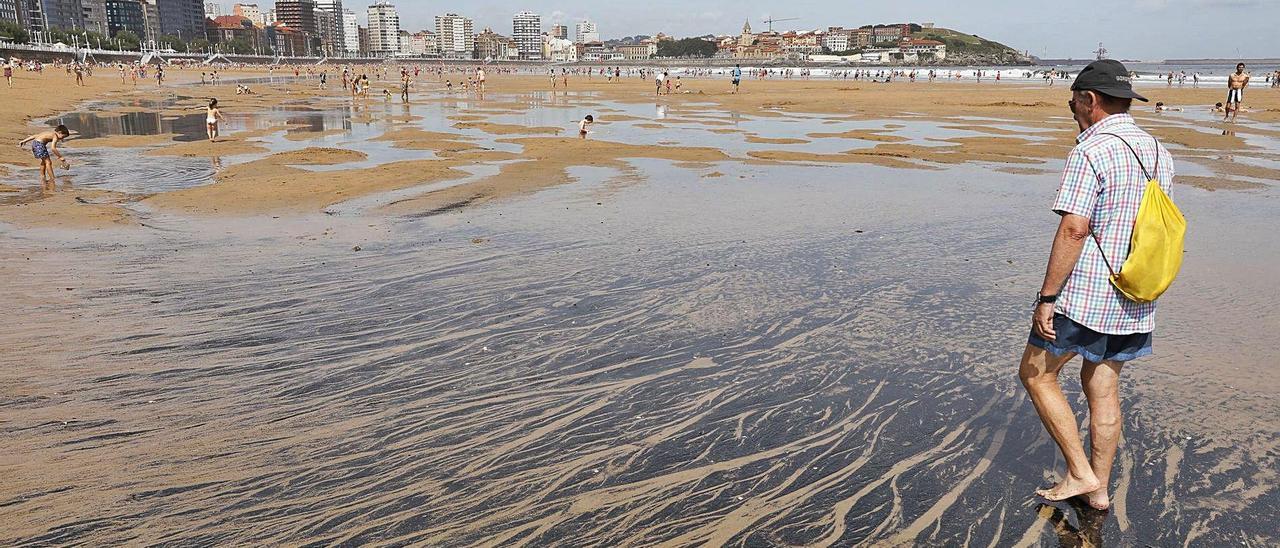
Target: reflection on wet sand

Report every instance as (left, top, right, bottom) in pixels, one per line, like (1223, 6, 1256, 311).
(1036, 501, 1108, 548)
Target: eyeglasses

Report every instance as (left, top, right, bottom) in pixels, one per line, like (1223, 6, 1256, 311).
(1068, 99, 1076, 110)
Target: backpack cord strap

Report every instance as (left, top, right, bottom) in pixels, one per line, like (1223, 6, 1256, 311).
(1099, 132, 1157, 181)
(1087, 133, 1163, 277)
(1092, 232, 1118, 277)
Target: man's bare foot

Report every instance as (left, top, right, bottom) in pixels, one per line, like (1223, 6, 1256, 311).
(1077, 487, 1111, 510)
(1035, 473, 1101, 502)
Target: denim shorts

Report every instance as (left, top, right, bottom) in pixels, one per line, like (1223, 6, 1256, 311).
(1028, 314, 1153, 363)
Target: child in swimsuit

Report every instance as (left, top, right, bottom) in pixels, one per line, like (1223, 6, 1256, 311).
(579, 115, 593, 139)
(205, 99, 225, 141)
(17, 125, 71, 190)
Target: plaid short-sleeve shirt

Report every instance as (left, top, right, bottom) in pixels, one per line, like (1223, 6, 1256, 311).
(1052, 113, 1175, 335)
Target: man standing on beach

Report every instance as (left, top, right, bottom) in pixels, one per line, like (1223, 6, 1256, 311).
(732, 64, 742, 94)
(1019, 60, 1174, 512)
(1225, 63, 1250, 122)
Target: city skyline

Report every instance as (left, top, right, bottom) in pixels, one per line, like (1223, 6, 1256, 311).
(210, 0, 1276, 60)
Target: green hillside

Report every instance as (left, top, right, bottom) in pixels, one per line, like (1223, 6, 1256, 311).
(912, 27, 1019, 56)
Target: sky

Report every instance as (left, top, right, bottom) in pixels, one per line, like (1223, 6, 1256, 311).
(265, 0, 1279, 60)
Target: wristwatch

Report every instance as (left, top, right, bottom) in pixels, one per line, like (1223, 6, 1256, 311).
(1036, 292, 1059, 306)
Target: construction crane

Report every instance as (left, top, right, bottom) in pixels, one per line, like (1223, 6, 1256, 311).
(763, 16, 799, 33)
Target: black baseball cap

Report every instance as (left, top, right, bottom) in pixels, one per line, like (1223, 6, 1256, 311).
(1071, 59, 1148, 102)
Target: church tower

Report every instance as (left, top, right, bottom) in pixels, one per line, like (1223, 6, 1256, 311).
(739, 19, 754, 47)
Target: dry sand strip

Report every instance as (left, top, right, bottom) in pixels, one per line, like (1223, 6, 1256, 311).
(379, 137, 732, 216)
(141, 147, 467, 216)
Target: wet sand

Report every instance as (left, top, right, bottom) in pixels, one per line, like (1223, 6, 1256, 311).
(2, 68, 1278, 546)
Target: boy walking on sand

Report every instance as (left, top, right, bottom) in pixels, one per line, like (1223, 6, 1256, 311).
(4, 62, 13, 88)
(17, 125, 72, 190)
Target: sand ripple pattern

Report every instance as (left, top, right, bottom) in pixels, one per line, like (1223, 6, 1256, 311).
(2, 201, 1277, 546)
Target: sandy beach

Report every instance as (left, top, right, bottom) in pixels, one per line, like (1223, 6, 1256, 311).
(2, 64, 1278, 545)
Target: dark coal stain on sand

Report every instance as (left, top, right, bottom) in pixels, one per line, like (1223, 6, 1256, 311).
(3, 148, 1278, 545)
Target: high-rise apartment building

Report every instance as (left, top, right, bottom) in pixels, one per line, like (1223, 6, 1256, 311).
(22, 0, 44, 30)
(231, 3, 261, 26)
(340, 8, 356, 53)
(273, 0, 314, 36)
(511, 10, 539, 59)
(574, 19, 597, 44)
(312, 5, 331, 54)
(105, 0, 144, 36)
(365, 1, 397, 56)
(156, 0, 204, 40)
(138, 0, 158, 39)
(0, 0, 26, 27)
(33, 0, 88, 31)
(550, 23, 566, 40)
(24, 0, 46, 31)
(313, 0, 342, 55)
(81, 0, 109, 35)
(434, 12, 471, 60)
(201, 0, 217, 16)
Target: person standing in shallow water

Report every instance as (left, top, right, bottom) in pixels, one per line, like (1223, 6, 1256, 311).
(205, 99, 225, 141)
(1018, 60, 1175, 511)
(1225, 63, 1250, 123)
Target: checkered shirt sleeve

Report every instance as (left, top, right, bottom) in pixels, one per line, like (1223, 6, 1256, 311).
(1052, 148, 1100, 219)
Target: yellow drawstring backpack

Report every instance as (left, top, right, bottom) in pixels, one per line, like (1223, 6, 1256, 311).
(1092, 134, 1187, 303)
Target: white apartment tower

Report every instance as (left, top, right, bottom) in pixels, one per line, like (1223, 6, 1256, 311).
(575, 19, 598, 44)
(341, 9, 359, 54)
(204, 1, 222, 17)
(435, 13, 474, 60)
(367, 1, 400, 57)
(512, 10, 541, 59)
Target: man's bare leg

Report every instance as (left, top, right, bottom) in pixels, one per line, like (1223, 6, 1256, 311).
(1079, 359, 1124, 510)
(1019, 345, 1102, 500)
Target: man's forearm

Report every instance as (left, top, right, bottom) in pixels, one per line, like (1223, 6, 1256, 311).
(1040, 225, 1090, 295)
